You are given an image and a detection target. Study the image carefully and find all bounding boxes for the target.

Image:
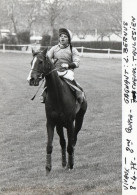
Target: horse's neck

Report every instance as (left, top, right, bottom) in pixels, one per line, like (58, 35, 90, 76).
(46, 72, 64, 107)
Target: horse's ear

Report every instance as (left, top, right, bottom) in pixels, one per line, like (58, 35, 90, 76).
(47, 55, 53, 65)
(43, 48, 48, 57)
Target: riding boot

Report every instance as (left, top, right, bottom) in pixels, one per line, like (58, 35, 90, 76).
(40, 82, 47, 103)
(75, 90, 84, 104)
(72, 80, 84, 104)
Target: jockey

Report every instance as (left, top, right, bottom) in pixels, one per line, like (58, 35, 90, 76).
(41, 28, 84, 103)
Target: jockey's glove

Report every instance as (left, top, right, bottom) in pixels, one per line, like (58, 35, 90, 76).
(61, 63, 77, 69)
(68, 62, 77, 69)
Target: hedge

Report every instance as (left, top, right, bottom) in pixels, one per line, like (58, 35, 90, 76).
(40, 40, 122, 53)
(72, 41, 121, 49)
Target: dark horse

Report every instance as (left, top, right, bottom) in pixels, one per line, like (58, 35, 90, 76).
(27, 49, 87, 173)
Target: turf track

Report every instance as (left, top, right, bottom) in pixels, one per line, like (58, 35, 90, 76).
(0, 52, 121, 195)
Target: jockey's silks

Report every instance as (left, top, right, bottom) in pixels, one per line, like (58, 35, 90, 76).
(47, 44, 80, 70)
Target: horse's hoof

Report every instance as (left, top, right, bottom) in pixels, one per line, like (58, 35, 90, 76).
(62, 157, 67, 167)
(62, 162, 67, 168)
(67, 164, 73, 170)
(68, 168, 74, 171)
(45, 166, 51, 175)
(67, 154, 74, 170)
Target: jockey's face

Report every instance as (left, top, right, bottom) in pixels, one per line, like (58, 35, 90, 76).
(59, 34, 69, 46)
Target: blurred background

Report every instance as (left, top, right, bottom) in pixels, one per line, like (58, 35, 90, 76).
(0, 0, 122, 52)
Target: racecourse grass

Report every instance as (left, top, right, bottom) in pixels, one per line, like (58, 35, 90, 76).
(0, 52, 121, 195)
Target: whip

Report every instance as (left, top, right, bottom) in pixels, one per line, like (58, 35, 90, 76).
(31, 79, 45, 101)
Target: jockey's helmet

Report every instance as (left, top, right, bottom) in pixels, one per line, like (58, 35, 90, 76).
(59, 28, 72, 43)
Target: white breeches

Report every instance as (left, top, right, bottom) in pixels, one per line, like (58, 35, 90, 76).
(57, 70, 74, 81)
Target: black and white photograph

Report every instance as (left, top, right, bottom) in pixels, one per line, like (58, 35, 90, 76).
(0, 0, 122, 194)
(122, 1, 137, 195)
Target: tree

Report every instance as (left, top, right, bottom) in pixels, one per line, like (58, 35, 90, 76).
(18, 0, 40, 32)
(7, 0, 19, 36)
(95, 0, 122, 40)
(39, 0, 65, 45)
(67, 0, 121, 39)
(106, 1, 122, 37)
(0, 0, 122, 44)
(0, 0, 40, 43)
(0, 0, 9, 29)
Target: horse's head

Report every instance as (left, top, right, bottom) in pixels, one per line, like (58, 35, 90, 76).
(27, 48, 54, 86)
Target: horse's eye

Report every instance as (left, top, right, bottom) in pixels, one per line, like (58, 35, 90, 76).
(39, 60, 43, 64)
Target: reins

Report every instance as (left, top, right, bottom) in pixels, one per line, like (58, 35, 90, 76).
(30, 67, 58, 76)
(31, 78, 45, 100)
(44, 67, 58, 76)
(31, 55, 59, 76)
(30, 54, 60, 101)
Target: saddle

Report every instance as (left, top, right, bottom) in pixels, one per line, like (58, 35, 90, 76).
(62, 78, 85, 104)
(62, 78, 83, 92)
(41, 78, 85, 104)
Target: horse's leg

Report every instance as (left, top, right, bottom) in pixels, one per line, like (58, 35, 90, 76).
(67, 123, 74, 169)
(56, 125, 67, 167)
(74, 100, 87, 146)
(46, 121, 55, 174)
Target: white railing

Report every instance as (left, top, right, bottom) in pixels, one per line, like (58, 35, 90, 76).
(79, 46, 121, 58)
(0, 44, 34, 53)
(0, 44, 122, 58)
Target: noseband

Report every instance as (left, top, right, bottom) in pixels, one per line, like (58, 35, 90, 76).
(31, 52, 58, 76)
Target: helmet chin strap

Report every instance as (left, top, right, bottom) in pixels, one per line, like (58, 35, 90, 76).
(59, 42, 69, 49)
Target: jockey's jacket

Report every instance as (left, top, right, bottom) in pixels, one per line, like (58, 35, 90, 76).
(47, 44, 80, 71)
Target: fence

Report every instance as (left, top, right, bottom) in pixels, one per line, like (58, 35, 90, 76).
(0, 44, 122, 58)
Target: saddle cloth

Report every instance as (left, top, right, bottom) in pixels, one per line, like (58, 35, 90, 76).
(57, 70, 83, 93)
(63, 79, 82, 92)
(57, 70, 74, 81)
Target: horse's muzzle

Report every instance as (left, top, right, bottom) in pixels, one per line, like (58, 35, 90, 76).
(29, 78, 39, 86)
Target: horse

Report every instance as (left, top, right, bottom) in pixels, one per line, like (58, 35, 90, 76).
(27, 48, 87, 174)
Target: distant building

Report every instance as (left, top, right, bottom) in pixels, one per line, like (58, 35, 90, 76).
(30, 35, 42, 44)
(0, 29, 10, 38)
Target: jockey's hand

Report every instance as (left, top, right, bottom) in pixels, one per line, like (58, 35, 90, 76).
(61, 63, 69, 68)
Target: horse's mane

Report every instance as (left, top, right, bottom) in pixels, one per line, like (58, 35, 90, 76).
(32, 48, 48, 57)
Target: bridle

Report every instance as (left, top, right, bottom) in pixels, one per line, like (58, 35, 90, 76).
(31, 53, 58, 77)
(30, 52, 58, 101)
(30, 51, 64, 101)
(31, 66, 58, 77)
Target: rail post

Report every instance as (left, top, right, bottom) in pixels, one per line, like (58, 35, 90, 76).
(3, 44, 5, 53)
(108, 48, 110, 58)
(81, 46, 84, 56)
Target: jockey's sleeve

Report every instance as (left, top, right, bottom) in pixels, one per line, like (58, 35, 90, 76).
(71, 47, 80, 68)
